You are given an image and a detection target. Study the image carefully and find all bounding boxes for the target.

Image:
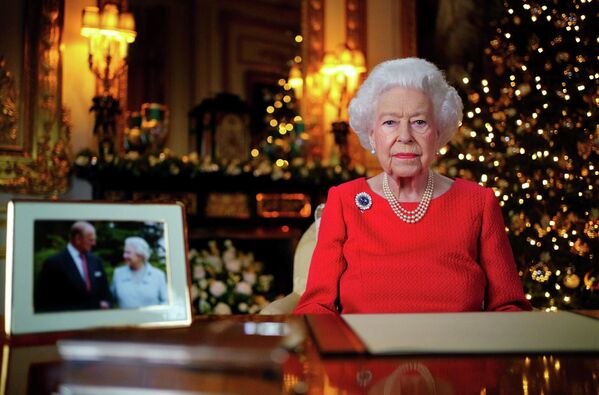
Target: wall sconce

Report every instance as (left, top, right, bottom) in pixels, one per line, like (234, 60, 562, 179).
(81, 3, 136, 158)
(318, 47, 366, 165)
(319, 47, 366, 120)
(81, 4, 136, 94)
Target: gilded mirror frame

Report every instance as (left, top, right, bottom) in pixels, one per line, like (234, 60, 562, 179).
(0, 0, 69, 196)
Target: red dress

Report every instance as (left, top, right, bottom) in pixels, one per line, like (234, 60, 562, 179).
(294, 177, 532, 314)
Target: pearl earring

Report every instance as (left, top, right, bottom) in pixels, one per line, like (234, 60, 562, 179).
(371, 148, 376, 154)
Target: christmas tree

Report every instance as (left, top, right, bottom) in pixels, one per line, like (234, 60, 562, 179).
(437, 0, 598, 310)
(258, 75, 306, 166)
(255, 35, 308, 168)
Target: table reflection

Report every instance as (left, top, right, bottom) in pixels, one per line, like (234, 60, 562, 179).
(2, 315, 599, 395)
(317, 355, 599, 395)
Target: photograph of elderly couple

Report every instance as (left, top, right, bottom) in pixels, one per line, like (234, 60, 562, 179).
(33, 220, 169, 313)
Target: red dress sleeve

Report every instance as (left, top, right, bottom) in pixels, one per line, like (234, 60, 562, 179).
(293, 186, 347, 314)
(480, 188, 533, 311)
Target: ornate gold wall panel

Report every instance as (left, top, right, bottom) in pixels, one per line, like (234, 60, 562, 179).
(0, 0, 70, 196)
(302, 0, 326, 159)
(345, 0, 366, 54)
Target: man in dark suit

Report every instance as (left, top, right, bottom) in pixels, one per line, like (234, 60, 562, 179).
(35, 221, 112, 312)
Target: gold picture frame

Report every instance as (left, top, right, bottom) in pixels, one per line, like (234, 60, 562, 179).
(0, 0, 70, 196)
(4, 200, 192, 336)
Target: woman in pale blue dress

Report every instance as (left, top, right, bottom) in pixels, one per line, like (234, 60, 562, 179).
(111, 237, 168, 308)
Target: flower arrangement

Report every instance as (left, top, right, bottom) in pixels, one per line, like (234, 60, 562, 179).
(189, 240, 279, 314)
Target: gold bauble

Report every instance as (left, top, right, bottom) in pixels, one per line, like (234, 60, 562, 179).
(563, 273, 580, 289)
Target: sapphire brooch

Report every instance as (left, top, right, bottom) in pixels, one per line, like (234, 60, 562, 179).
(355, 192, 373, 211)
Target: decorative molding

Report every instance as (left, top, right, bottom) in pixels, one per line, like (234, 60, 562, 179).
(398, 0, 417, 57)
(0, 58, 19, 149)
(302, 0, 325, 159)
(345, 0, 366, 55)
(0, 0, 70, 196)
(303, 0, 324, 75)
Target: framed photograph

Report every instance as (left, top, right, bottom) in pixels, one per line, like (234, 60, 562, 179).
(4, 201, 192, 336)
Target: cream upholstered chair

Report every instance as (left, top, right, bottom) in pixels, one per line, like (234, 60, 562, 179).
(259, 204, 323, 314)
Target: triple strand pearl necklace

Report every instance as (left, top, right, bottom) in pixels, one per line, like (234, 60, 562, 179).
(382, 170, 434, 224)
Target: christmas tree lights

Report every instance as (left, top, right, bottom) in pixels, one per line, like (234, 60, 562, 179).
(437, 0, 598, 309)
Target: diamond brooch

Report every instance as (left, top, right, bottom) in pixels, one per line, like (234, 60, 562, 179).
(355, 192, 373, 212)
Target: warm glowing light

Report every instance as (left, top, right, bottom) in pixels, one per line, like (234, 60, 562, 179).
(251, 149, 259, 157)
(288, 64, 303, 99)
(81, 4, 136, 92)
(319, 47, 366, 119)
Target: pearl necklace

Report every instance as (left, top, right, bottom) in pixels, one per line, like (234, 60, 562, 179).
(382, 171, 434, 224)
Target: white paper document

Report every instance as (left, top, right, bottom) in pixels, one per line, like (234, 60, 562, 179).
(342, 311, 599, 354)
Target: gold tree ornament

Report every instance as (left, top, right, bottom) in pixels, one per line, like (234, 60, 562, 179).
(530, 262, 552, 283)
(563, 273, 581, 289)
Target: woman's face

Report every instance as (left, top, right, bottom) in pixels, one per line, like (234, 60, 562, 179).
(369, 86, 439, 179)
(123, 244, 144, 270)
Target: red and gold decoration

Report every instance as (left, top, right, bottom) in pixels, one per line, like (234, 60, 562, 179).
(437, 0, 597, 309)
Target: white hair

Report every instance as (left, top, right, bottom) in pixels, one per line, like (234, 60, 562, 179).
(348, 57, 463, 150)
(125, 237, 151, 263)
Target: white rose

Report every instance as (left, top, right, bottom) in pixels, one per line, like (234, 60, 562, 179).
(214, 302, 232, 315)
(240, 254, 253, 268)
(225, 259, 242, 273)
(235, 281, 252, 296)
(190, 284, 199, 300)
(238, 302, 248, 313)
(198, 279, 208, 290)
(223, 249, 236, 263)
(209, 281, 227, 297)
(193, 265, 205, 280)
(248, 305, 260, 314)
(206, 255, 222, 270)
(242, 272, 256, 285)
(188, 249, 199, 260)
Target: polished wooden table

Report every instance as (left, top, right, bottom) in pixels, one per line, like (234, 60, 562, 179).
(2, 314, 599, 394)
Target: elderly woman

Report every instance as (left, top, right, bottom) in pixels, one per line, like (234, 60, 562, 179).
(111, 236, 168, 309)
(294, 58, 531, 314)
